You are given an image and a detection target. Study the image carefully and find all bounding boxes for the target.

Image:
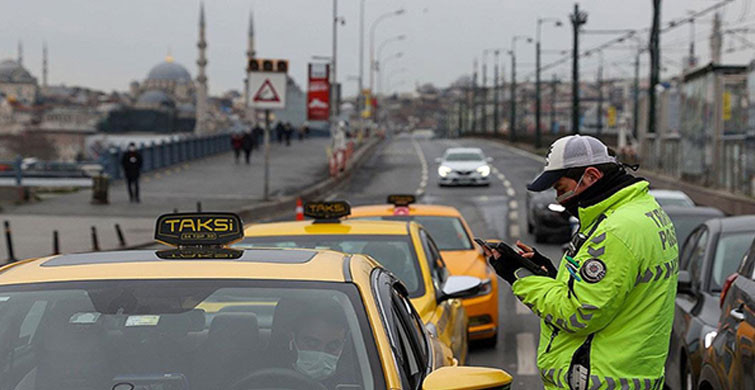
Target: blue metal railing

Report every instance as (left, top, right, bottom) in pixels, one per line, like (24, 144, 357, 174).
(0, 133, 232, 184)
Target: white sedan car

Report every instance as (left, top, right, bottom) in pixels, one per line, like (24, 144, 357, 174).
(436, 147, 492, 186)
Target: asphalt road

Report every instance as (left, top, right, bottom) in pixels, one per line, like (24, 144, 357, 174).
(328, 132, 565, 389)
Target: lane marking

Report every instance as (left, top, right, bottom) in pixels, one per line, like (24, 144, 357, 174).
(503, 179, 512, 188)
(516, 333, 538, 376)
(515, 299, 530, 315)
(411, 136, 429, 197)
(509, 224, 521, 239)
(509, 211, 519, 221)
(506, 188, 516, 197)
(509, 200, 518, 209)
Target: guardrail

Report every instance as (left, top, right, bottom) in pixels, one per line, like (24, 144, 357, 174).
(0, 133, 232, 184)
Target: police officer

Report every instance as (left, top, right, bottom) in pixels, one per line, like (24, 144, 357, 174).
(483, 135, 678, 389)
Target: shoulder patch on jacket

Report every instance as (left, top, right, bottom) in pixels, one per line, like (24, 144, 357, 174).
(580, 259, 607, 283)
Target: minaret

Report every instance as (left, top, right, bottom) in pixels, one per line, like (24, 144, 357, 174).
(244, 10, 255, 109)
(42, 42, 48, 87)
(195, 2, 209, 134)
(17, 40, 23, 66)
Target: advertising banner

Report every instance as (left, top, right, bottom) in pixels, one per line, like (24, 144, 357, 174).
(307, 63, 330, 121)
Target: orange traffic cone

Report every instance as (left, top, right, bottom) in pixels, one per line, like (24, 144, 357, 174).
(296, 197, 304, 221)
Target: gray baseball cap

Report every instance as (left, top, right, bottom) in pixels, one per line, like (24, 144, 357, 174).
(527, 135, 617, 192)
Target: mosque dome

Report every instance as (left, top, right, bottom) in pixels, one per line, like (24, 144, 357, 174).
(146, 57, 192, 82)
(136, 89, 174, 107)
(0, 60, 35, 83)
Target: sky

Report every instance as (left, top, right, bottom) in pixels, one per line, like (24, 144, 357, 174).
(2, 0, 754, 98)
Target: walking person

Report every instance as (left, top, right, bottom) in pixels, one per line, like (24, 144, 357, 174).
(275, 122, 285, 144)
(241, 130, 254, 165)
(252, 123, 264, 150)
(481, 135, 678, 389)
(231, 132, 243, 164)
(284, 122, 293, 146)
(120, 142, 143, 203)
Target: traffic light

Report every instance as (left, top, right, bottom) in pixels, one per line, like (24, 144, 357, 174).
(248, 58, 289, 73)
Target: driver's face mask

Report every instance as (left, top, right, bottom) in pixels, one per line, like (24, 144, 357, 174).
(292, 340, 341, 380)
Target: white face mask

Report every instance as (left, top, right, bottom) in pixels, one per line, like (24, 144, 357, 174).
(555, 173, 586, 204)
(293, 341, 340, 380)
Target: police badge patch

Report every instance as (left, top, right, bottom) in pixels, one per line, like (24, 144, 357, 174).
(580, 259, 606, 283)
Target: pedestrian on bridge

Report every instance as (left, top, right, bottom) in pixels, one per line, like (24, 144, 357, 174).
(482, 135, 678, 390)
(231, 132, 243, 164)
(241, 130, 254, 165)
(120, 142, 143, 203)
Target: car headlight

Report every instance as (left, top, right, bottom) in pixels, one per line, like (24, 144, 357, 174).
(438, 165, 452, 177)
(547, 203, 566, 213)
(476, 165, 491, 177)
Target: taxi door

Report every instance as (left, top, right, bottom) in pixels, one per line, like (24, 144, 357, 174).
(419, 229, 468, 365)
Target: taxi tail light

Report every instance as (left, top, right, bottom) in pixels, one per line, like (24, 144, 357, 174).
(720, 273, 738, 308)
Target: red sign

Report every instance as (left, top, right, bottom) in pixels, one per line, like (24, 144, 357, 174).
(307, 63, 330, 121)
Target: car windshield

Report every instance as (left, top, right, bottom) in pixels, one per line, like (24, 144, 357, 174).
(445, 153, 483, 162)
(237, 235, 425, 297)
(667, 214, 714, 248)
(711, 232, 755, 291)
(353, 216, 473, 251)
(0, 280, 382, 390)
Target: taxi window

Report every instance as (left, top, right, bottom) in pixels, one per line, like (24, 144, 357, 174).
(238, 235, 426, 298)
(356, 216, 473, 250)
(0, 280, 384, 390)
(420, 230, 449, 290)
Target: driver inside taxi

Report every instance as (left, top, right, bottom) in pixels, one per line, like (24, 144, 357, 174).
(286, 301, 349, 388)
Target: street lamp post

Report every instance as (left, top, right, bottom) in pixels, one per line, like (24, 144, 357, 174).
(509, 35, 533, 143)
(377, 34, 406, 72)
(536, 17, 562, 149)
(570, 4, 588, 134)
(494, 50, 501, 134)
(378, 52, 404, 96)
(369, 9, 405, 92)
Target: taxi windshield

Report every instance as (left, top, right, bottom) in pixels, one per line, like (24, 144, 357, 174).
(237, 235, 425, 297)
(445, 152, 484, 162)
(0, 280, 383, 390)
(354, 216, 473, 251)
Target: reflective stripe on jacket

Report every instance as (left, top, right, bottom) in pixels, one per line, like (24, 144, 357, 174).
(512, 181, 678, 390)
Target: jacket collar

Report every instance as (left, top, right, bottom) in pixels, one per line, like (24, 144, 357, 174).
(578, 181, 650, 228)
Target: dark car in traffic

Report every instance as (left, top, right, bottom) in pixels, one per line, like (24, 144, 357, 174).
(664, 206, 725, 251)
(525, 189, 576, 243)
(698, 237, 755, 390)
(666, 216, 755, 390)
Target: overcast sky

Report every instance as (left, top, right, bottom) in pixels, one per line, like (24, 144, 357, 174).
(2, 0, 754, 97)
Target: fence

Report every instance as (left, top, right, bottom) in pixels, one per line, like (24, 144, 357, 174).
(0, 133, 232, 184)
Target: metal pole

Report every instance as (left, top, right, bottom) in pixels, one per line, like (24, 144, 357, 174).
(332, 0, 338, 119)
(358, 0, 365, 113)
(633, 49, 640, 139)
(264, 109, 271, 200)
(535, 35, 542, 148)
(482, 51, 488, 133)
(91, 226, 100, 252)
(494, 50, 500, 134)
(115, 224, 126, 247)
(196, 201, 202, 212)
(4, 221, 16, 263)
(597, 51, 604, 135)
(52, 230, 60, 255)
(510, 49, 516, 142)
(570, 3, 587, 134)
(472, 59, 478, 133)
(649, 0, 661, 135)
(551, 74, 558, 134)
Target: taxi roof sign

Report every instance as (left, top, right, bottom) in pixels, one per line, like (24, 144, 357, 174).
(303, 201, 351, 221)
(387, 194, 416, 207)
(155, 212, 243, 247)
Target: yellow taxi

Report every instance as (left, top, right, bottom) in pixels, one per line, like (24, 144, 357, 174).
(349, 195, 499, 345)
(240, 201, 474, 364)
(0, 212, 512, 390)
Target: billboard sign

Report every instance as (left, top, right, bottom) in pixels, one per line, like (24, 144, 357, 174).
(307, 63, 330, 121)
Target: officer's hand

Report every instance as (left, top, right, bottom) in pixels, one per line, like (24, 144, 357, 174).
(486, 243, 527, 285)
(516, 241, 557, 278)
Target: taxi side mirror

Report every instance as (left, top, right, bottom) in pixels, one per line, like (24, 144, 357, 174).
(422, 366, 512, 390)
(438, 275, 482, 303)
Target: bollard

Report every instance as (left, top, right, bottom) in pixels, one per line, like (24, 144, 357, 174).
(52, 230, 60, 255)
(115, 224, 126, 247)
(4, 221, 16, 263)
(173, 208, 178, 213)
(91, 226, 100, 252)
(196, 201, 202, 212)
